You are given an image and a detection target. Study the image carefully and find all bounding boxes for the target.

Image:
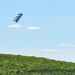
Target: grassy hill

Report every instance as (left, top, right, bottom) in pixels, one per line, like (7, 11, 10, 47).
(0, 54, 75, 75)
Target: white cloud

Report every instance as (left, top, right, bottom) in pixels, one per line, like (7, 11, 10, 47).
(42, 49, 59, 52)
(27, 26, 41, 30)
(8, 24, 21, 28)
(60, 43, 75, 47)
(60, 43, 69, 47)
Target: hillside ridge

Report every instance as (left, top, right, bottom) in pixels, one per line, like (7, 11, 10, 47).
(0, 53, 75, 75)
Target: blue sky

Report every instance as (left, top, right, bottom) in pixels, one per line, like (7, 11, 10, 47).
(0, 0, 75, 62)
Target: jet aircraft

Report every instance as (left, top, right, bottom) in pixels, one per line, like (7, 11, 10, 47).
(13, 13, 23, 22)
